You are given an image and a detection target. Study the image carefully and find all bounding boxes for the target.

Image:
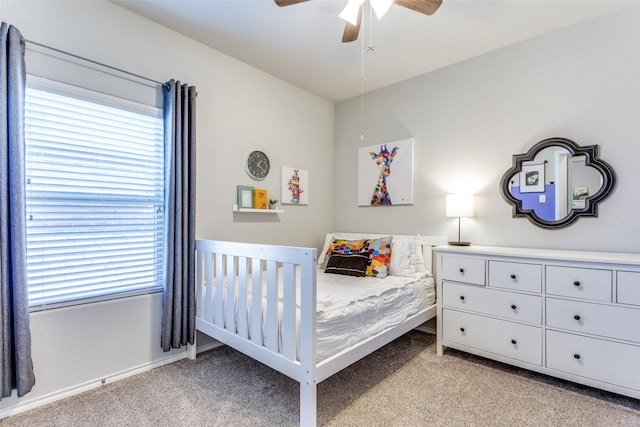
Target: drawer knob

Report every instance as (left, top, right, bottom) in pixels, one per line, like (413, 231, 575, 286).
(510, 274, 516, 279)
(573, 281, 581, 287)
(511, 339, 517, 345)
(573, 314, 581, 321)
(460, 327, 465, 332)
(510, 304, 517, 310)
(574, 353, 581, 360)
(460, 295, 465, 301)
(459, 268, 465, 273)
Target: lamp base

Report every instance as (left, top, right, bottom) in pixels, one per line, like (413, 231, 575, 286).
(448, 241, 471, 246)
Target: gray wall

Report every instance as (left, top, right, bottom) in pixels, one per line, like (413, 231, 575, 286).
(334, 5, 640, 253)
(0, 0, 333, 415)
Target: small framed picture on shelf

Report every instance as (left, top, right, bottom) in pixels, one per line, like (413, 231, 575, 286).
(237, 185, 254, 209)
(253, 188, 268, 209)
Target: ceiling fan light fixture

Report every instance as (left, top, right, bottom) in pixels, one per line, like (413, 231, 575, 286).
(370, 0, 394, 19)
(339, 0, 365, 25)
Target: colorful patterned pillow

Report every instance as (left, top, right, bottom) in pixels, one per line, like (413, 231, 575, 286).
(362, 236, 393, 278)
(321, 239, 365, 269)
(325, 252, 369, 277)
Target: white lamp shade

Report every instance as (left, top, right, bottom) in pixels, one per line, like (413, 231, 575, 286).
(446, 194, 474, 218)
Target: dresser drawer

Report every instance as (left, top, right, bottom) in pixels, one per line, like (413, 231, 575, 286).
(546, 266, 612, 302)
(441, 255, 485, 286)
(547, 330, 640, 392)
(546, 298, 640, 343)
(617, 271, 640, 306)
(489, 261, 542, 293)
(442, 309, 542, 366)
(442, 282, 542, 324)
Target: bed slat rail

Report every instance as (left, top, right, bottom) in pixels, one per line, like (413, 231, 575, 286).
(281, 262, 297, 360)
(194, 240, 317, 384)
(265, 260, 278, 352)
(250, 257, 262, 346)
(237, 256, 249, 339)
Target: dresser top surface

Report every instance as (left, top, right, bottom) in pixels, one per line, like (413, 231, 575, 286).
(434, 245, 640, 266)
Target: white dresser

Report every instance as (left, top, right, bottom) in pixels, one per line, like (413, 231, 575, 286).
(435, 245, 640, 399)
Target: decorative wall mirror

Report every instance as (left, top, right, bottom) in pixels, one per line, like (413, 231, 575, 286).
(500, 137, 616, 229)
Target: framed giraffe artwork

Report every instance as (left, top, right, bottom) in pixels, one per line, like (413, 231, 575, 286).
(357, 138, 414, 206)
(281, 166, 309, 205)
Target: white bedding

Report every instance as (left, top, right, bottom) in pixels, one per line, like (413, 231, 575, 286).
(210, 265, 435, 361)
(315, 268, 434, 360)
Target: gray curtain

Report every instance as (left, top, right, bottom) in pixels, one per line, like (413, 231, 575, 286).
(161, 79, 196, 352)
(0, 22, 36, 398)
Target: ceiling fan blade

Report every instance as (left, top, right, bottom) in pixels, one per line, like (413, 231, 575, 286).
(274, 0, 309, 6)
(394, 0, 443, 15)
(342, 5, 362, 43)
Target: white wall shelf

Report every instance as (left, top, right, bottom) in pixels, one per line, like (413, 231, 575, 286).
(232, 204, 283, 214)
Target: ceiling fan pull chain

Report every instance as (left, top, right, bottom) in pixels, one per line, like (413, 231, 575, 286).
(360, 7, 365, 142)
(368, 2, 376, 52)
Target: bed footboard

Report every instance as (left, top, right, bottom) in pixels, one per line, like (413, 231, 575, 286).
(194, 236, 443, 427)
(194, 240, 318, 425)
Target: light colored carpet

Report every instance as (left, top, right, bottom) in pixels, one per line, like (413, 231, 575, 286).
(3, 332, 639, 426)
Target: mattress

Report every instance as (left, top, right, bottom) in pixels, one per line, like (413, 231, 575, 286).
(314, 268, 435, 360)
(213, 266, 435, 361)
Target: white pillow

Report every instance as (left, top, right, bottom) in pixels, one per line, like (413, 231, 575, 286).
(414, 235, 427, 273)
(389, 238, 416, 276)
(388, 236, 419, 277)
(318, 232, 336, 265)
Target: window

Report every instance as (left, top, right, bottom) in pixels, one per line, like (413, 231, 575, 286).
(24, 77, 165, 309)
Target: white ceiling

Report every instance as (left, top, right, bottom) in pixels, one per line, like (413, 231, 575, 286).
(112, 0, 635, 102)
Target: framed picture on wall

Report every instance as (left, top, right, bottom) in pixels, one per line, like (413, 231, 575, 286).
(357, 138, 414, 206)
(519, 163, 545, 193)
(281, 167, 309, 205)
(237, 185, 254, 209)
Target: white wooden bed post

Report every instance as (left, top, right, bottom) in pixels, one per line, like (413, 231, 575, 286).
(299, 247, 318, 427)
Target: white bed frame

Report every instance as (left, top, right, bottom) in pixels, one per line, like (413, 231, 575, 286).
(189, 234, 446, 426)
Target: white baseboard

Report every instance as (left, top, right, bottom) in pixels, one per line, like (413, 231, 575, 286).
(0, 351, 189, 420)
(414, 325, 436, 334)
(0, 340, 228, 420)
(197, 340, 224, 354)
(415, 316, 437, 335)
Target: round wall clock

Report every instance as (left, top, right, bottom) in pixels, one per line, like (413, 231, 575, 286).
(245, 150, 270, 180)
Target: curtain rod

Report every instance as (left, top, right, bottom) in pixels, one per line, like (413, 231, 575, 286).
(24, 39, 164, 86)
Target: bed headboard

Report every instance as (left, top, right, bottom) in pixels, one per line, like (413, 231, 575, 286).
(325, 233, 447, 273)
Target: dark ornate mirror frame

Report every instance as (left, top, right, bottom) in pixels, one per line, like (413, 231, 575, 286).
(500, 137, 616, 229)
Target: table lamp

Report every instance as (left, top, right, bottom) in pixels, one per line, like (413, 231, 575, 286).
(446, 194, 474, 246)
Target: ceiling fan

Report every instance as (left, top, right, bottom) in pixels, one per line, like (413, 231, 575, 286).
(275, 0, 443, 43)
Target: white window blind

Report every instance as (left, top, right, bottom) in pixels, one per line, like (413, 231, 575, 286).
(24, 77, 165, 309)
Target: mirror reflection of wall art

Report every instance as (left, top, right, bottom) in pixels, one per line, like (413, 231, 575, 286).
(519, 163, 545, 193)
(358, 138, 414, 206)
(281, 166, 309, 205)
(573, 187, 588, 209)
